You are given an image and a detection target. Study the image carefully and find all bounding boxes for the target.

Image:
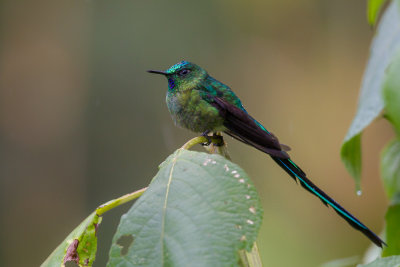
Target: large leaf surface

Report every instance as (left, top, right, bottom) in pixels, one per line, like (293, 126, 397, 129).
(108, 149, 263, 267)
(341, 0, 400, 189)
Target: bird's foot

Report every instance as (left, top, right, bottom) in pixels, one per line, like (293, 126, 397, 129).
(200, 131, 225, 147)
(201, 131, 211, 146)
(211, 133, 224, 147)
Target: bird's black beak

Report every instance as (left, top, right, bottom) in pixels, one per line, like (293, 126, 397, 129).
(147, 70, 168, 75)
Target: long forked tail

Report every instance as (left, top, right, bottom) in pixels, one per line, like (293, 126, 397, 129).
(272, 157, 386, 247)
(209, 96, 385, 247)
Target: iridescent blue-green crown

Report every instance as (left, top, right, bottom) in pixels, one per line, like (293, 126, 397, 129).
(166, 61, 190, 74)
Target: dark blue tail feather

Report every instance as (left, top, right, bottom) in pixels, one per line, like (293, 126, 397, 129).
(272, 157, 385, 247)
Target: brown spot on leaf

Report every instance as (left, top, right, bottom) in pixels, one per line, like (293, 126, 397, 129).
(116, 234, 134, 256)
(64, 239, 79, 265)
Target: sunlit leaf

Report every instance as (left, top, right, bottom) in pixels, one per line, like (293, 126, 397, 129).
(367, 0, 388, 26)
(41, 212, 101, 267)
(341, 0, 400, 189)
(108, 149, 263, 267)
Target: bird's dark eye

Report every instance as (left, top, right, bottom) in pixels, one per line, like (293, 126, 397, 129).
(178, 69, 191, 77)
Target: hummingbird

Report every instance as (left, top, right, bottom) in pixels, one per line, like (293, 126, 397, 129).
(148, 61, 385, 247)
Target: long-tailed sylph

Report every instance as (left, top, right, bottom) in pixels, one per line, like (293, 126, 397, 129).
(148, 61, 385, 247)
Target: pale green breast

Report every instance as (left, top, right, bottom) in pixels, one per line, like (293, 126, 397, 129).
(166, 89, 225, 133)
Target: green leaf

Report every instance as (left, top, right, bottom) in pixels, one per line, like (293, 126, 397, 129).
(341, 0, 400, 189)
(381, 50, 400, 257)
(383, 50, 400, 135)
(382, 198, 400, 257)
(320, 256, 360, 267)
(357, 255, 400, 266)
(108, 149, 263, 267)
(367, 0, 388, 26)
(341, 133, 362, 190)
(380, 139, 400, 200)
(41, 212, 101, 267)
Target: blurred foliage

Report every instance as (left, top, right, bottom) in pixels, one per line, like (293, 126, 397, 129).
(341, 0, 400, 262)
(381, 140, 400, 200)
(341, 0, 400, 191)
(383, 48, 400, 136)
(382, 200, 400, 257)
(367, 0, 388, 25)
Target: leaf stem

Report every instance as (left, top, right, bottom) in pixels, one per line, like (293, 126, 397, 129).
(239, 242, 262, 267)
(181, 136, 208, 150)
(181, 133, 228, 159)
(96, 187, 147, 216)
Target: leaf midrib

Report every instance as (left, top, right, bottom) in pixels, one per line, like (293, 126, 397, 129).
(160, 150, 181, 265)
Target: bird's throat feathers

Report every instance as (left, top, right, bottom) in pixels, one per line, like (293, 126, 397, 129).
(169, 74, 207, 93)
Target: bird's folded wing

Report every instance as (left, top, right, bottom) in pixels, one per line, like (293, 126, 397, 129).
(209, 96, 289, 159)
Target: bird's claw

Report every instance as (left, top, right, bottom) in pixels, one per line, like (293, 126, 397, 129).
(201, 136, 212, 146)
(201, 137, 212, 146)
(201, 130, 212, 146)
(200, 131, 224, 146)
(211, 134, 224, 146)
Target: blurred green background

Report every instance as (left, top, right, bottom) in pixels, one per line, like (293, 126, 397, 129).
(0, 0, 391, 266)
